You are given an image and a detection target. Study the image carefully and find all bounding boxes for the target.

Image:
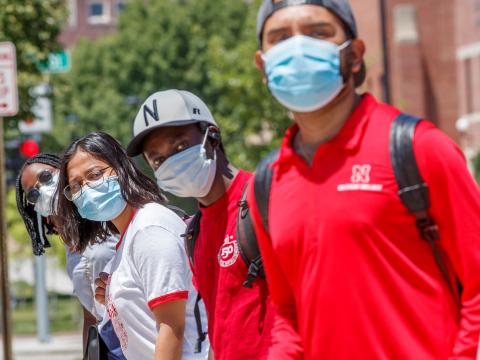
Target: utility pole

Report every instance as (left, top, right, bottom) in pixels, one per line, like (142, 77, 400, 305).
(380, 0, 392, 104)
(0, 119, 12, 360)
(0, 41, 18, 360)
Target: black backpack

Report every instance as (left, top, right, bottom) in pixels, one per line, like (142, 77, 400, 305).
(183, 113, 460, 302)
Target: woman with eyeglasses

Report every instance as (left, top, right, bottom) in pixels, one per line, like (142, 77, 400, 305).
(15, 153, 126, 359)
(56, 132, 208, 360)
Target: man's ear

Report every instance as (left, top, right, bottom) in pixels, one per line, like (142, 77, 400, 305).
(350, 39, 366, 75)
(255, 50, 268, 85)
(207, 126, 221, 144)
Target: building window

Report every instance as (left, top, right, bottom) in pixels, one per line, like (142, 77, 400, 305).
(87, 1, 111, 24)
(117, 1, 126, 13)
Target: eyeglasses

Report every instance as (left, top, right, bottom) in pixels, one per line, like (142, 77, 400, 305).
(64, 166, 113, 201)
(26, 170, 56, 205)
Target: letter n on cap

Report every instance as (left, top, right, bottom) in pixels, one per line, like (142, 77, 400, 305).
(144, 99, 159, 126)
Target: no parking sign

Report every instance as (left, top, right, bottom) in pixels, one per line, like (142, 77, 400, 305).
(0, 42, 18, 117)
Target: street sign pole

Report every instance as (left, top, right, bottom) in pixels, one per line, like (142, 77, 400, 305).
(0, 118, 12, 360)
(0, 41, 19, 360)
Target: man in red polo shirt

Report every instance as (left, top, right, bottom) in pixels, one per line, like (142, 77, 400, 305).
(250, 0, 480, 359)
(126, 89, 274, 360)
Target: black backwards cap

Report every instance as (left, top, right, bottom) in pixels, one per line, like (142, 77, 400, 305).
(256, 0, 358, 46)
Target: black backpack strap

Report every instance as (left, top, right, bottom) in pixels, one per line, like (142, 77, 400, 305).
(193, 294, 207, 353)
(181, 211, 202, 266)
(253, 150, 280, 232)
(237, 183, 265, 288)
(181, 214, 207, 352)
(390, 113, 459, 304)
(236, 150, 279, 288)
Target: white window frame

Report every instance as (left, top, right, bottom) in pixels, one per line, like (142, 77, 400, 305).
(87, 0, 111, 25)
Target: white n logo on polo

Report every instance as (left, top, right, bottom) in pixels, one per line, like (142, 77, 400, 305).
(351, 164, 371, 184)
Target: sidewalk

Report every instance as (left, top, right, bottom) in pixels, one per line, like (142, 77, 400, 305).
(1, 333, 82, 360)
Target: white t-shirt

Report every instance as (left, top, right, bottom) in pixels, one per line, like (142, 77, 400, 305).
(105, 203, 208, 360)
(66, 236, 118, 320)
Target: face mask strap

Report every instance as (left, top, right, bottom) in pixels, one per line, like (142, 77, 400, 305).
(338, 39, 352, 52)
(201, 128, 217, 161)
(36, 211, 46, 246)
(201, 128, 209, 149)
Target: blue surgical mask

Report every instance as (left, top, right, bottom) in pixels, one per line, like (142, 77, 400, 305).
(262, 35, 351, 113)
(155, 130, 217, 198)
(73, 176, 127, 222)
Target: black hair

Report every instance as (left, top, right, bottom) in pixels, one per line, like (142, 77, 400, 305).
(15, 153, 61, 256)
(57, 132, 167, 253)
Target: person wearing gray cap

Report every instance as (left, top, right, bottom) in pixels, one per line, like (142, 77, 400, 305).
(127, 89, 275, 360)
(243, 0, 480, 359)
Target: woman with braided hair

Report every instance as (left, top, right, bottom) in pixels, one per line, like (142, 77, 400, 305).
(16, 153, 125, 360)
(16, 153, 61, 255)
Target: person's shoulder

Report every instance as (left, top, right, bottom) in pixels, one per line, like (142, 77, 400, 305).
(237, 169, 253, 185)
(413, 121, 468, 177)
(414, 120, 462, 155)
(134, 202, 186, 235)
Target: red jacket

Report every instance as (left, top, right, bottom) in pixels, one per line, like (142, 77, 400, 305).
(248, 94, 480, 359)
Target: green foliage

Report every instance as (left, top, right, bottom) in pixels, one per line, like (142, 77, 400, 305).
(12, 291, 82, 335)
(0, 0, 67, 127)
(6, 188, 30, 258)
(474, 153, 480, 184)
(49, 0, 289, 170)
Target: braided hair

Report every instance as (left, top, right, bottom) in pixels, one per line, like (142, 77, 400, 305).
(15, 153, 61, 256)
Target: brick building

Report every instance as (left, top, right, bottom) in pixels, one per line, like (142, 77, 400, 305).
(352, 0, 480, 169)
(56, 0, 480, 168)
(59, 0, 125, 47)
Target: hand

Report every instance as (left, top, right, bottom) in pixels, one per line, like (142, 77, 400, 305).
(94, 272, 109, 305)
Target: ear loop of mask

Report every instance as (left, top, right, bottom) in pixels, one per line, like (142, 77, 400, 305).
(36, 211, 46, 246)
(338, 40, 352, 85)
(201, 128, 217, 160)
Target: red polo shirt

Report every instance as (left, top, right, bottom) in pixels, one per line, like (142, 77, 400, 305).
(248, 94, 480, 359)
(192, 170, 274, 360)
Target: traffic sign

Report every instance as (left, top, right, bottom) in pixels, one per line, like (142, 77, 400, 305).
(0, 42, 19, 117)
(37, 51, 70, 73)
(19, 83, 53, 134)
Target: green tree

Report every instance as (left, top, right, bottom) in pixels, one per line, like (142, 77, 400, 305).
(0, 1, 67, 263)
(474, 153, 480, 184)
(0, 0, 67, 126)
(49, 0, 289, 170)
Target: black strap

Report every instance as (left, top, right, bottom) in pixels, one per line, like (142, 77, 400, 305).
(390, 113, 459, 305)
(234, 150, 278, 288)
(193, 294, 207, 353)
(237, 184, 265, 288)
(181, 211, 202, 266)
(84, 325, 109, 360)
(253, 150, 280, 232)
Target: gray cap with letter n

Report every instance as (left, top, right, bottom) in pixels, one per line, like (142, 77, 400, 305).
(256, 0, 358, 46)
(127, 89, 217, 157)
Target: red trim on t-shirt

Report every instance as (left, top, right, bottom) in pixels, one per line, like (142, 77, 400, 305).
(115, 208, 138, 251)
(148, 291, 189, 310)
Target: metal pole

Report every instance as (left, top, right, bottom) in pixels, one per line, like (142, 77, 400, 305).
(380, 0, 392, 104)
(0, 118, 13, 360)
(34, 255, 49, 342)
